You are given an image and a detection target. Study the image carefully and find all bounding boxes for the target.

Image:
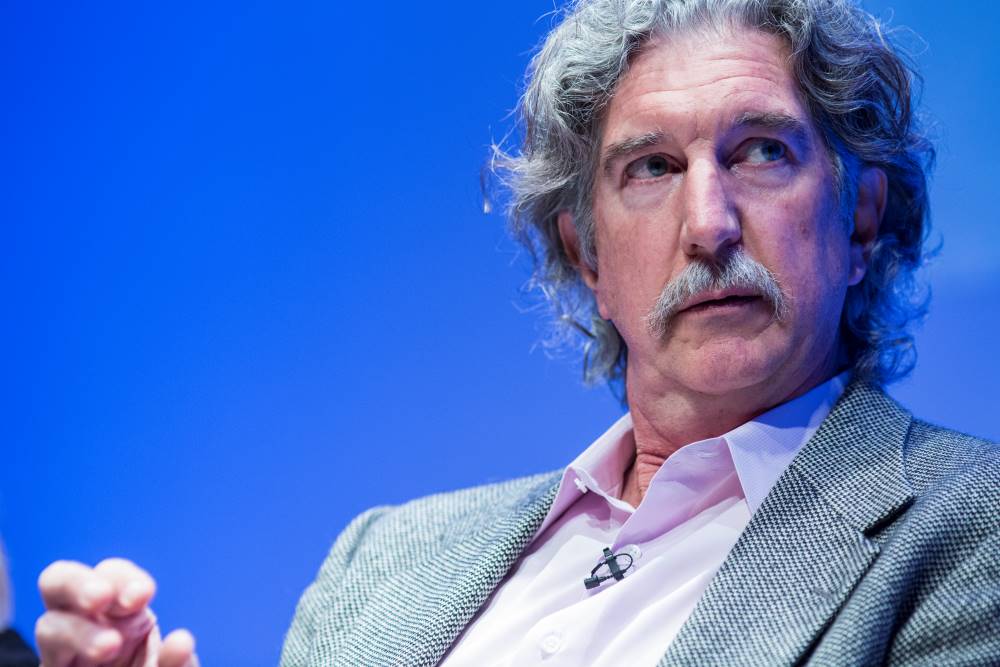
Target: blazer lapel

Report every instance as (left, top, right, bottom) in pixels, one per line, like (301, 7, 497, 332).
(660, 381, 915, 666)
(337, 472, 562, 667)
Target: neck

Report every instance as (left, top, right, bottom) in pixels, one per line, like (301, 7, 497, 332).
(619, 354, 843, 507)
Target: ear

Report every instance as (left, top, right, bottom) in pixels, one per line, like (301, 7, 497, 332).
(557, 210, 599, 290)
(847, 166, 887, 286)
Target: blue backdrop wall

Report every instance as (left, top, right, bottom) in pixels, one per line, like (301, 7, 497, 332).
(3, 1, 998, 664)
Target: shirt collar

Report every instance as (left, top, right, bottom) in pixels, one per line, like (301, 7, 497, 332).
(533, 412, 635, 540)
(534, 371, 850, 538)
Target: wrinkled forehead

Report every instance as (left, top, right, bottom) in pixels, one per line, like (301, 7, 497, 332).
(600, 26, 810, 147)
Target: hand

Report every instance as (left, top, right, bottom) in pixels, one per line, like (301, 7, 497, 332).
(35, 558, 199, 667)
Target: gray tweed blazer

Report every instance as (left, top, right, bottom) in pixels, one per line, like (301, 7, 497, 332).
(281, 381, 1000, 666)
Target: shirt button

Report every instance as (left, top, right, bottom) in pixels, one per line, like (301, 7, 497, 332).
(540, 632, 563, 657)
(573, 478, 588, 493)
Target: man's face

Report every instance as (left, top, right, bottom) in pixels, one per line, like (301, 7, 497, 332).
(575, 27, 872, 398)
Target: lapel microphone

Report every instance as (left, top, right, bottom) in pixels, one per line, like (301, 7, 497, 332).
(583, 546, 637, 590)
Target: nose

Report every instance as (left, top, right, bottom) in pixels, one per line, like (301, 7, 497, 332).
(679, 157, 741, 262)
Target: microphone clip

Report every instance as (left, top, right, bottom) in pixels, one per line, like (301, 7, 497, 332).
(583, 546, 636, 590)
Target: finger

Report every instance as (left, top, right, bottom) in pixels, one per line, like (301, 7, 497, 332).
(106, 607, 159, 650)
(38, 560, 115, 615)
(136, 624, 161, 667)
(158, 629, 197, 667)
(93, 558, 157, 617)
(35, 609, 122, 667)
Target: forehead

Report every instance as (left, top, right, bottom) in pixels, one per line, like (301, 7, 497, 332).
(602, 26, 810, 145)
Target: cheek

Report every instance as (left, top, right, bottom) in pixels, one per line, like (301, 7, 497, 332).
(596, 243, 657, 324)
(745, 192, 850, 316)
(593, 209, 679, 321)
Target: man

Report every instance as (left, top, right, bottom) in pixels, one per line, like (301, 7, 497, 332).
(34, 0, 1000, 665)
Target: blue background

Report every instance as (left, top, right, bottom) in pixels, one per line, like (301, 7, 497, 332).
(3, 1, 998, 664)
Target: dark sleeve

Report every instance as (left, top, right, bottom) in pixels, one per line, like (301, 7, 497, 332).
(0, 629, 38, 667)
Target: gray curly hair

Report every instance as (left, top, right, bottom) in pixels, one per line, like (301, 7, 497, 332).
(495, 0, 934, 393)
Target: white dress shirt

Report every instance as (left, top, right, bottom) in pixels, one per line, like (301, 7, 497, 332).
(439, 373, 849, 666)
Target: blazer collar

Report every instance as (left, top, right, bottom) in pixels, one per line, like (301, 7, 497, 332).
(660, 379, 915, 666)
(786, 380, 914, 533)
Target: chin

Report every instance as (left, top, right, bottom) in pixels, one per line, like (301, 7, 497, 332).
(666, 336, 783, 396)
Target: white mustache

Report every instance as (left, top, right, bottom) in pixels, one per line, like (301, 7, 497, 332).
(644, 248, 788, 338)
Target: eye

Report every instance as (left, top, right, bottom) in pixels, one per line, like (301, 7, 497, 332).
(624, 154, 676, 180)
(742, 139, 787, 165)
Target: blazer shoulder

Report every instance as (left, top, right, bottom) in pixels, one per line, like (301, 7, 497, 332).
(871, 422, 1000, 664)
(904, 418, 1000, 496)
(309, 470, 562, 584)
(897, 419, 1000, 548)
(908, 417, 998, 452)
(360, 470, 562, 549)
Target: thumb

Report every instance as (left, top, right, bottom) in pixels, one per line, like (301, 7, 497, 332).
(157, 629, 198, 667)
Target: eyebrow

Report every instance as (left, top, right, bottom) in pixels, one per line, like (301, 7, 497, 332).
(602, 130, 668, 175)
(600, 111, 811, 175)
(731, 110, 810, 145)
